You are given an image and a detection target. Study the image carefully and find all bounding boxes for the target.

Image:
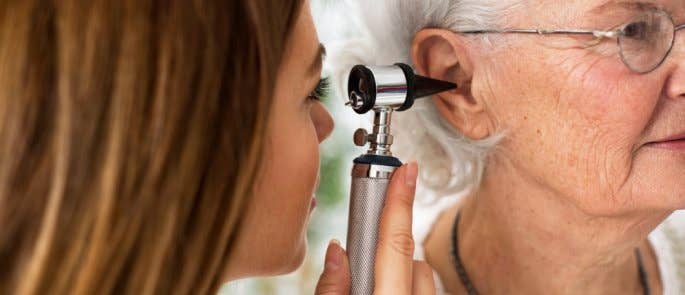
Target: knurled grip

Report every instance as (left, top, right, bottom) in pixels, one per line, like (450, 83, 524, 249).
(346, 176, 391, 295)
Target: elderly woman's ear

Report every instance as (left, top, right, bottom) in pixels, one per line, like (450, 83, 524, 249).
(411, 28, 494, 140)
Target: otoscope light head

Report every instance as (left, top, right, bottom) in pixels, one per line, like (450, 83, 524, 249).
(346, 63, 457, 114)
(347, 65, 377, 114)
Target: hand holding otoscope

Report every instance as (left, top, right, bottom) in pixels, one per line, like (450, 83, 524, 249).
(315, 64, 456, 295)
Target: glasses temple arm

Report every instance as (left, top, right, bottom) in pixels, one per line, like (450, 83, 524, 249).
(456, 29, 610, 37)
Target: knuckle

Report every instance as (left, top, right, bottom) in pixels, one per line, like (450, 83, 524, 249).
(379, 230, 415, 257)
(397, 191, 415, 208)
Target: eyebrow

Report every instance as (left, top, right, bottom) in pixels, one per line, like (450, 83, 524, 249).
(307, 44, 326, 77)
(591, 1, 662, 14)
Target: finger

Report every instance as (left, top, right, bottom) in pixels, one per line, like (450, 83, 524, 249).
(374, 162, 419, 294)
(315, 239, 351, 295)
(412, 260, 436, 294)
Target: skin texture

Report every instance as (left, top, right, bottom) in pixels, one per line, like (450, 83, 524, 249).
(412, 0, 685, 294)
(225, 1, 334, 279)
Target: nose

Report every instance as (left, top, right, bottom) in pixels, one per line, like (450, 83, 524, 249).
(311, 102, 334, 143)
(666, 27, 685, 99)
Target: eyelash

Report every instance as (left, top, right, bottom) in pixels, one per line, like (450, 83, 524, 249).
(307, 77, 331, 102)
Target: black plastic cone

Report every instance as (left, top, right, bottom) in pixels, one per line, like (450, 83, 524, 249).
(412, 75, 457, 99)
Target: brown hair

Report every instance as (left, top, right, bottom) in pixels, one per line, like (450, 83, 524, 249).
(0, 0, 302, 294)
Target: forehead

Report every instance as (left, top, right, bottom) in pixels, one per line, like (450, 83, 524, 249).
(518, 0, 685, 26)
(281, 3, 320, 70)
(591, 0, 685, 14)
(545, 0, 685, 10)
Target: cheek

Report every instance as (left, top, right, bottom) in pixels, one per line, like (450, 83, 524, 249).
(486, 49, 664, 214)
(560, 60, 662, 184)
(263, 115, 320, 234)
(242, 111, 321, 274)
(566, 59, 661, 131)
(559, 64, 662, 203)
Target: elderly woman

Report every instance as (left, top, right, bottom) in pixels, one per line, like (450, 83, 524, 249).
(333, 0, 685, 294)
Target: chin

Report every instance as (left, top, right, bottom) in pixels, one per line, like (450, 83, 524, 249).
(267, 236, 309, 276)
(287, 238, 309, 273)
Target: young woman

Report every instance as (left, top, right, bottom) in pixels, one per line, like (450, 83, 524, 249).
(0, 0, 433, 294)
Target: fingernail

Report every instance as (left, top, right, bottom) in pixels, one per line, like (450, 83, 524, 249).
(405, 162, 418, 187)
(325, 239, 342, 271)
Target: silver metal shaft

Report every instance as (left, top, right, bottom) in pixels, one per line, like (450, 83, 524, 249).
(347, 163, 397, 295)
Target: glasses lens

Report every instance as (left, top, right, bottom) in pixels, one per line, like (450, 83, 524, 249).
(618, 10, 675, 73)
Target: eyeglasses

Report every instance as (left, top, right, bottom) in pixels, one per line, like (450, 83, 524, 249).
(456, 9, 685, 74)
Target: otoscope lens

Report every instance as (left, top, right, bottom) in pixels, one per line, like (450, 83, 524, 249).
(358, 78, 368, 96)
(348, 65, 376, 114)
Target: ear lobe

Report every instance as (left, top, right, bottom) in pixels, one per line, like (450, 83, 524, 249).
(411, 28, 492, 140)
(432, 95, 492, 140)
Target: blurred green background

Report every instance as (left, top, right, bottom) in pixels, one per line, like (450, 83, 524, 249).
(220, 1, 365, 293)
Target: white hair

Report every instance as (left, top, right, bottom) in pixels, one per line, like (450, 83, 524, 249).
(328, 0, 519, 199)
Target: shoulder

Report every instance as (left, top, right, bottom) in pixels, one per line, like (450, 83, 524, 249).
(659, 210, 685, 247)
(413, 196, 458, 259)
(664, 210, 685, 227)
(650, 210, 685, 295)
(413, 195, 463, 295)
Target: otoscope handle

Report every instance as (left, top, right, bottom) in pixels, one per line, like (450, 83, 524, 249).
(346, 156, 401, 295)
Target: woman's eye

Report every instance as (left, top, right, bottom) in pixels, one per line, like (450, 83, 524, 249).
(307, 77, 331, 102)
(622, 21, 649, 40)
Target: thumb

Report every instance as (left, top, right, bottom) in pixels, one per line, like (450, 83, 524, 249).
(315, 239, 351, 295)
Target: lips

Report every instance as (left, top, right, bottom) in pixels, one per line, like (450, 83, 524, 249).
(646, 131, 685, 150)
(310, 197, 317, 212)
(652, 131, 685, 143)
(310, 176, 321, 212)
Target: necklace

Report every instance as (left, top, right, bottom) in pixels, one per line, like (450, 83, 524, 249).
(449, 211, 650, 295)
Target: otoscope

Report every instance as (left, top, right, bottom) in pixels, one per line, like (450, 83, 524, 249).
(345, 63, 457, 294)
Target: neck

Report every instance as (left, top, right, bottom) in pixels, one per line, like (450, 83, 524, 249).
(433, 157, 669, 294)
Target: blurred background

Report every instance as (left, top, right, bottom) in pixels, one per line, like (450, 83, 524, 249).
(220, 0, 370, 293)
